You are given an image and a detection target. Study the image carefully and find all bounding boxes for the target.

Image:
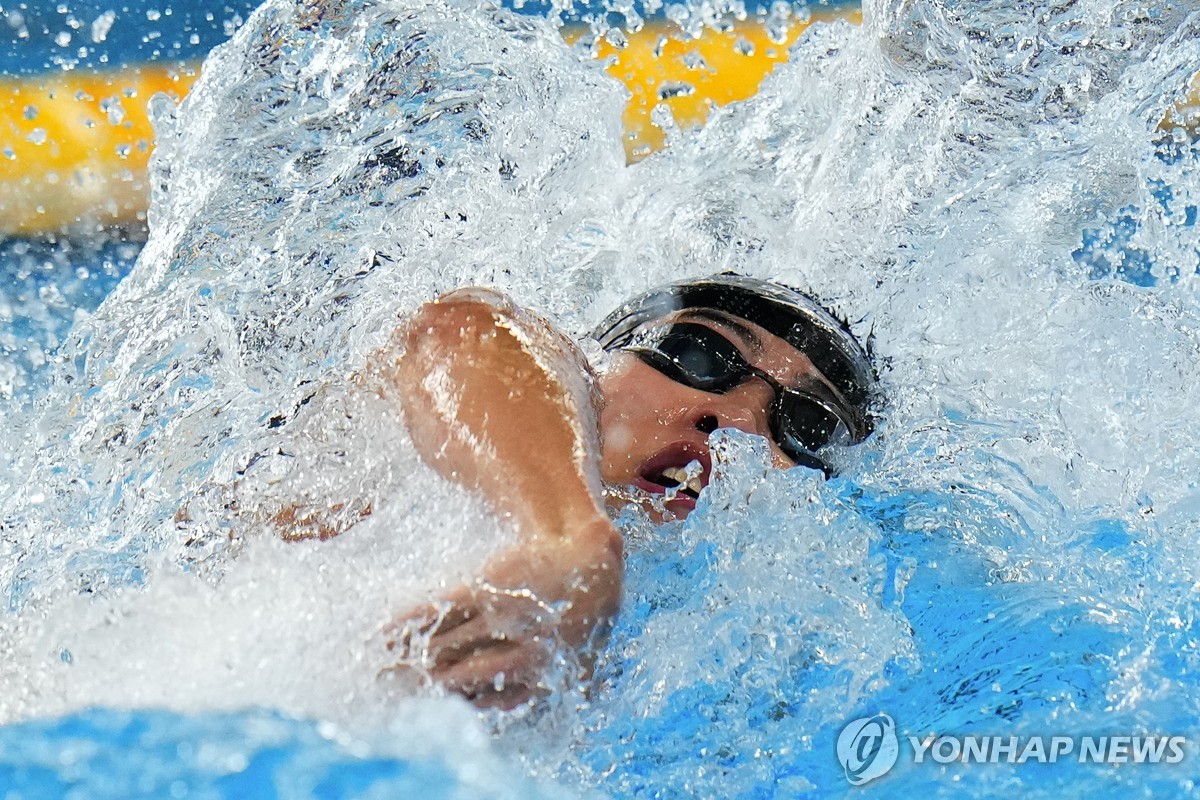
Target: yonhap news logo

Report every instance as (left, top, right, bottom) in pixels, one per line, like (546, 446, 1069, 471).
(836, 714, 1189, 786)
(836, 714, 899, 786)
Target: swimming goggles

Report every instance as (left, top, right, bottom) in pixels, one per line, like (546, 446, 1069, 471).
(623, 322, 857, 473)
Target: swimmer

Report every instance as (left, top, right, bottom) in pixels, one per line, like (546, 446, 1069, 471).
(357, 274, 877, 709)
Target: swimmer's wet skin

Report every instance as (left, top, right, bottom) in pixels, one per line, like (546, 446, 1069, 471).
(360, 276, 878, 709)
(377, 289, 622, 710)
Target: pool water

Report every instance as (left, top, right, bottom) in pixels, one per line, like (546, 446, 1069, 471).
(2, 0, 1200, 797)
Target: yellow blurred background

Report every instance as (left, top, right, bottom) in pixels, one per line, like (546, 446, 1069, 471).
(0, 10, 856, 236)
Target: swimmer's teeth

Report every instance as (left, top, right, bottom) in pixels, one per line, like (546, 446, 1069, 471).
(657, 467, 704, 496)
(658, 463, 704, 496)
(661, 467, 685, 485)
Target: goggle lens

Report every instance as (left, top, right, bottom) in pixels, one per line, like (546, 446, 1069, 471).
(638, 325, 745, 393)
(626, 323, 858, 472)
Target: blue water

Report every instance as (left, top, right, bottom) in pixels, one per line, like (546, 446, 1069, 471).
(0, 710, 456, 799)
(0, 0, 260, 74)
(4, 0, 1200, 797)
(569, 456, 1192, 797)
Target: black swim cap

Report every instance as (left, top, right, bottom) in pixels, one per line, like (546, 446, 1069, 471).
(592, 274, 879, 440)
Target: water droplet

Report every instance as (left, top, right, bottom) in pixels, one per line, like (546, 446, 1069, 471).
(765, 0, 792, 45)
(604, 27, 628, 49)
(681, 50, 707, 71)
(100, 95, 126, 125)
(91, 10, 116, 44)
(657, 81, 695, 100)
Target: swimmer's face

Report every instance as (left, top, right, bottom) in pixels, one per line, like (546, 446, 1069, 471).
(596, 309, 852, 519)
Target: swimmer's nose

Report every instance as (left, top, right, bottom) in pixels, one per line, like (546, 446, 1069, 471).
(690, 380, 776, 441)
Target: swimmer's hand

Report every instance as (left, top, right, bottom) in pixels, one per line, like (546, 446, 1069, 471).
(374, 288, 622, 709)
(385, 519, 621, 710)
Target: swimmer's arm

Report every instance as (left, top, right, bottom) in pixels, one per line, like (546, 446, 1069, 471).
(371, 288, 622, 709)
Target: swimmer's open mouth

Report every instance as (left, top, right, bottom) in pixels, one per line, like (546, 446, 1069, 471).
(635, 443, 713, 504)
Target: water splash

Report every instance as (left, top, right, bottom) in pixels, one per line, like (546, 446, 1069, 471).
(1, 0, 1200, 796)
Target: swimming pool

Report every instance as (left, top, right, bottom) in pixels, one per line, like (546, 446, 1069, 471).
(2, 0, 1199, 797)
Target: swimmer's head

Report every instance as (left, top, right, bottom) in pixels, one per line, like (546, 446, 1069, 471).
(591, 274, 879, 518)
